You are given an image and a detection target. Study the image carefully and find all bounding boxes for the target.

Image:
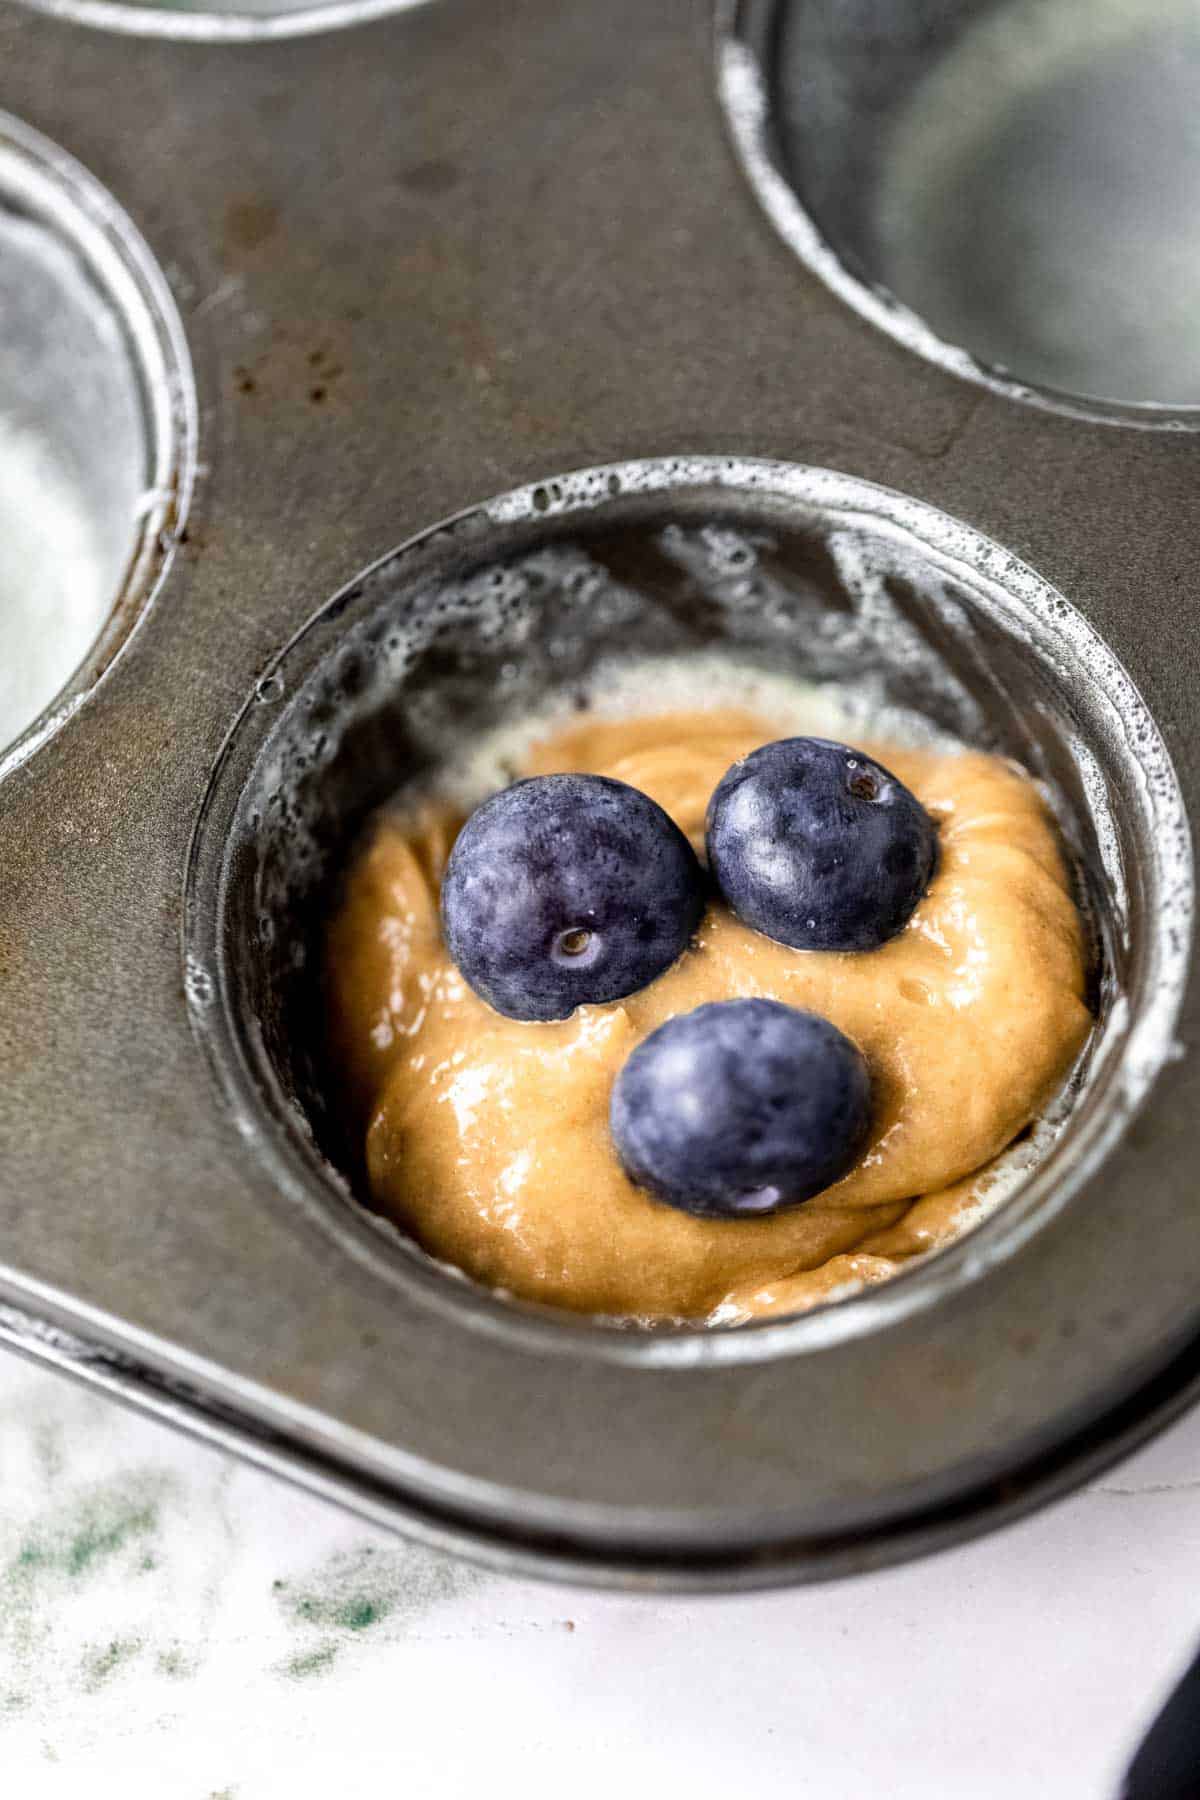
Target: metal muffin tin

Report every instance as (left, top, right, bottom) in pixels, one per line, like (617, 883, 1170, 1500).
(1, 0, 1199, 1589)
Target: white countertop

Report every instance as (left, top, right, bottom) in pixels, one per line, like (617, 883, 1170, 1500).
(2, 1348, 1197, 1797)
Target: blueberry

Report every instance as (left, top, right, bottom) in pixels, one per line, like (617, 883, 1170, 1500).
(441, 773, 705, 1021)
(706, 737, 937, 952)
(610, 998, 871, 1220)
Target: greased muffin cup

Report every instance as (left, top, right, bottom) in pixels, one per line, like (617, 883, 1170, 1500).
(0, 2, 1197, 1588)
(0, 111, 193, 774)
(720, 0, 1200, 426)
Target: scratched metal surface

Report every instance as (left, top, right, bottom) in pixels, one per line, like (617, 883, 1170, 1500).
(0, 0, 1199, 1585)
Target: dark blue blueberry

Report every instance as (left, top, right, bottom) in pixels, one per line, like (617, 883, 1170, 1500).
(610, 998, 871, 1220)
(706, 737, 937, 952)
(441, 773, 705, 1021)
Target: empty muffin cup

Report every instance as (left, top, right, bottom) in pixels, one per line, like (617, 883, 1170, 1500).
(720, 0, 1200, 424)
(0, 112, 193, 774)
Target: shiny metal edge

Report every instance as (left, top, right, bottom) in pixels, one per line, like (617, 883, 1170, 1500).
(7, 1275, 1200, 1592)
(9, 0, 429, 42)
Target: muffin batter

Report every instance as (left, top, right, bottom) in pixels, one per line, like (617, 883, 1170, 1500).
(325, 706, 1091, 1322)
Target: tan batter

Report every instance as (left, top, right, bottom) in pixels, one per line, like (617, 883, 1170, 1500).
(325, 709, 1092, 1322)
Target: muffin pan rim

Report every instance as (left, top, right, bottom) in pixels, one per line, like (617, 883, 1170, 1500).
(8, 1272, 1200, 1591)
(9, 0, 430, 41)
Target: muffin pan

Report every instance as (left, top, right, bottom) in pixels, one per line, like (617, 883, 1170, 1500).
(1, 0, 1199, 1588)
